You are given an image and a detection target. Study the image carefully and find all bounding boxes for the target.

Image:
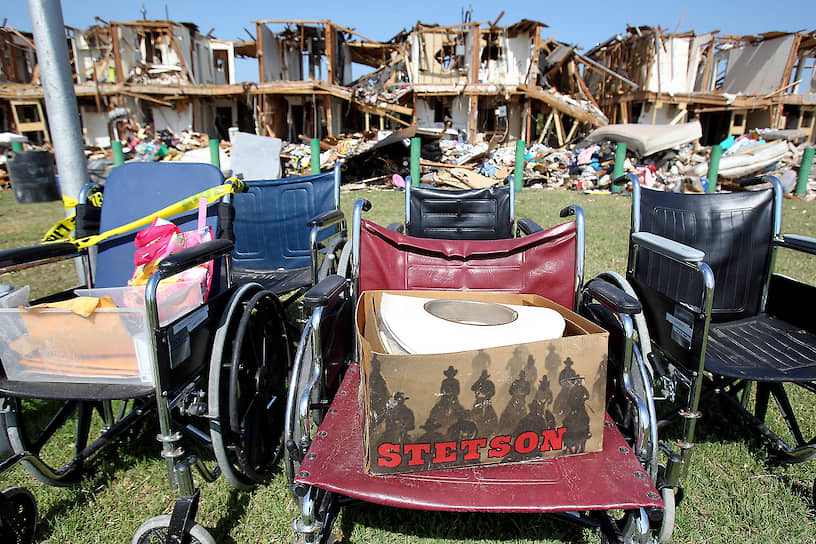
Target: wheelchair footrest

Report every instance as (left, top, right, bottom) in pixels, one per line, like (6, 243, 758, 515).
(0, 378, 153, 401)
(295, 363, 662, 513)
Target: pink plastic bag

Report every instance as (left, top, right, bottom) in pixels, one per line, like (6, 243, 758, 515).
(130, 198, 213, 301)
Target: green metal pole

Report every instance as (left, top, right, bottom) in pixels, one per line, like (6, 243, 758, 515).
(209, 138, 220, 169)
(514, 140, 525, 193)
(410, 137, 421, 188)
(612, 141, 626, 194)
(706, 144, 722, 194)
(310, 138, 321, 175)
(111, 141, 124, 166)
(11, 142, 23, 152)
(795, 147, 814, 197)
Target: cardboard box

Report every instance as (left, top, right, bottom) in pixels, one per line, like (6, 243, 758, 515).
(357, 290, 609, 475)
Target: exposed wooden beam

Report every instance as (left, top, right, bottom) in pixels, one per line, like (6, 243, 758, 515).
(111, 24, 123, 84)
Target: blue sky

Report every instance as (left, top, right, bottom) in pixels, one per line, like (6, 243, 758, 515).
(5, 0, 815, 82)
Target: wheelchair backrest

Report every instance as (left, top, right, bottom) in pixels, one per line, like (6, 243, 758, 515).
(358, 218, 577, 310)
(95, 162, 225, 288)
(232, 170, 337, 271)
(406, 184, 513, 240)
(634, 186, 774, 321)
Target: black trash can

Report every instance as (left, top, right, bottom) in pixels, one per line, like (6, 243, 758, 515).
(6, 150, 61, 204)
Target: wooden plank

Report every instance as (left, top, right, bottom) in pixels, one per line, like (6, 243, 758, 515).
(323, 94, 333, 137)
(701, 40, 715, 92)
(118, 90, 173, 107)
(167, 29, 195, 84)
(779, 34, 802, 95)
(256, 22, 265, 83)
(420, 159, 475, 169)
(325, 22, 334, 85)
(111, 24, 123, 84)
(470, 23, 481, 85)
(519, 84, 607, 127)
(572, 60, 602, 112)
(553, 110, 564, 146)
(468, 96, 478, 141)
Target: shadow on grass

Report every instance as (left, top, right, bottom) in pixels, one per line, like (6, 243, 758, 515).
(210, 488, 251, 544)
(31, 412, 160, 541)
(338, 503, 593, 543)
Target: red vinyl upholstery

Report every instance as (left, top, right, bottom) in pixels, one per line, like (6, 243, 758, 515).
(358, 219, 577, 310)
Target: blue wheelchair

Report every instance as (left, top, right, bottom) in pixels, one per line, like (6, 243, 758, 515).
(0, 161, 344, 543)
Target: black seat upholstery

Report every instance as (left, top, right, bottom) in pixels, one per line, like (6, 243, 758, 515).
(405, 185, 513, 239)
(625, 175, 816, 463)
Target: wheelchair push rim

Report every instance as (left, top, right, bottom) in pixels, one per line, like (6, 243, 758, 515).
(209, 283, 291, 489)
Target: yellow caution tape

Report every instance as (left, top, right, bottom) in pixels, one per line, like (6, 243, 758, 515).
(45, 178, 245, 250)
(42, 189, 105, 242)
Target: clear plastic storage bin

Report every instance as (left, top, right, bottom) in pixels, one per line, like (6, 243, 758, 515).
(0, 307, 154, 385)
(75, 281, 202, 326)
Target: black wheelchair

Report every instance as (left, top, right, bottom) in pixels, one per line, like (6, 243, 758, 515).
(617, 173, 816, 497)
(0, 161, 344, 543)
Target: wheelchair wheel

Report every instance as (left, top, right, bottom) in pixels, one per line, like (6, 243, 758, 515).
(0, 487, 37, 544)
(209, 284, 291, 490)
(3, 398, 98, 486)
(132, 514, 214, 544)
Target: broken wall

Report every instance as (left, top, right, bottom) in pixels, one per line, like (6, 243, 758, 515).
(478, 33, 532, 86)
(151, 104, 192, 133)
(415, 95, 470, 130)
(409, 30, 469, 85)
(81, 107, 111, 147)
(719, 34, 796, 94)
(646, 34, 713, 94)
(260, 25, 303, 82)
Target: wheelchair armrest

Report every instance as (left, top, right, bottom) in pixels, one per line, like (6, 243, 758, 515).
(0, 242, 80, 270)
(776, 234, 816, 256)
(516, 218, 543, 235)
(631, 232, 705, 263)
(584, 277, 641, 315)
(386, 222, 405, 233)
(303, 274, 346, 308)
(308, 209, 345, 229)
(157, 239, 234, 279)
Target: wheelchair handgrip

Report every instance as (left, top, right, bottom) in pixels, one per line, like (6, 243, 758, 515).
(611, 173, 638, 187)
(0, 242, 80, 270)
(358, 199, 372, 212)
(303, 274, 346, 308)
(777, 234, 816, 256)
(308, 209, 344, 228)
(584, 278, 642, 315)
(558, 206, 575, 218)
(157, 239, 234, 279)
(217, 202, 236, 243)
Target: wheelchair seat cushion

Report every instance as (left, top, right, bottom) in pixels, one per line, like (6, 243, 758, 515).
(706, 314, 816, 382)
(407, 185, 512, 240)
(359, 219, 577, 310)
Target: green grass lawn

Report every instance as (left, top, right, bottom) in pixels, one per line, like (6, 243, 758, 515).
(0, 185, 815, 543)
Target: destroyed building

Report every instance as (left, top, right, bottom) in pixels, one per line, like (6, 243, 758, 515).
(584, 27, 816, 144)
(0, 25, 46, 144)
(0, 19, 254, 147)
(244, 17, 607, 147)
